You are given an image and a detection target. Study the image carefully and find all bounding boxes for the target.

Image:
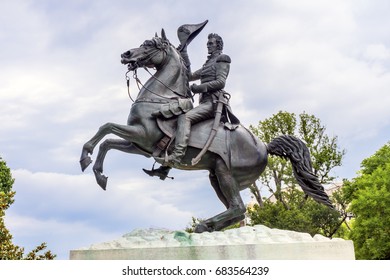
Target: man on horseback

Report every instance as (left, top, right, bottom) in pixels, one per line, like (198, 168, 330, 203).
(80, 24, 334, 232)
(144, 22, 239, 178)
(165, 32, 233, 166)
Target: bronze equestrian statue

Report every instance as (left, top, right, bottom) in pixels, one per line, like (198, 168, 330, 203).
(80, 22, 333, 233)
(144, 21, 239, 179)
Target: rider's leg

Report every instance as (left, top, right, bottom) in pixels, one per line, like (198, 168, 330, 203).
(166, 101, 214, 165)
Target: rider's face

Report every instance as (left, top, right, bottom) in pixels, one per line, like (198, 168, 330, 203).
(207, 38, 218, 54)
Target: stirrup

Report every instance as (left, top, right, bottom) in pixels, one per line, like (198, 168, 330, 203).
(155, 152, 183, 167)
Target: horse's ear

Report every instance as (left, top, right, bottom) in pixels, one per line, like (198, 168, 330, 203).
(161, 29, 167, 41)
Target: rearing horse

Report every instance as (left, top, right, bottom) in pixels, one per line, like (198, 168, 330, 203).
(80, 30, 332, 233)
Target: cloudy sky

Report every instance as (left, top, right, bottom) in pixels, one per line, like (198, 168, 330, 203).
(1, 0, 390, 259)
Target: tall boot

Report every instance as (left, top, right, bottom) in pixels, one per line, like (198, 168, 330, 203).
(143, 165, 173, 180)
(166, 114, 191, 166)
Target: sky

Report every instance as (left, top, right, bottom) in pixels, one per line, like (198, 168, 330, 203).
(1, 0, 390, 259)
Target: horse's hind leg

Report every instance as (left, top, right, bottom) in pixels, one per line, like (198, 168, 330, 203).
(209, 171, 229, 208)
(93, 139, 151, 190)
(195, 157, 246, 233)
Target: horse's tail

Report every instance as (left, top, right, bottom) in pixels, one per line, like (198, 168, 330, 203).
(267, 135, 333, 208)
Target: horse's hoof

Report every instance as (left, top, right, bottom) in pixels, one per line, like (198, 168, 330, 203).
(97, 175, 107, 191)
(80, 156, 92, 172)
(194, 223, 213, 233)
(94, 170, 108, 190)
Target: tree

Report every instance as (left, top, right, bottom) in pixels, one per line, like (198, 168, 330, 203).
(248, 111, 347, 237)
(247, 186, 348, 238)
(250, 111, 296, 203)
(343, 142, 390, 259)
(0, 191, 24, 259)
(250, 111, 345, 204)
(0, 157, 56, 260)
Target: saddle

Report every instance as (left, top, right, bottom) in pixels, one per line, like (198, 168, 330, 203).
(153, 115, 264, 172)
(154, 117, 230, 166)
(150, 95, 262, 169)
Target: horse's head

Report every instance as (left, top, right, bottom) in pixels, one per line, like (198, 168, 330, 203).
(121, 29, 171, 71)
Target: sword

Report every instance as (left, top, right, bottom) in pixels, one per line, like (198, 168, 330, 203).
(191, 95, 224, 166)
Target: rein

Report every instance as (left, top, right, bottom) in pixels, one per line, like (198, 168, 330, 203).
(143, 66, 182, 97)
(125, 46, 188, 103)
(125, 70, 135, 102)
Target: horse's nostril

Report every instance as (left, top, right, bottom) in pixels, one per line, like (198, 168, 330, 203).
(122, 51, 131, 58)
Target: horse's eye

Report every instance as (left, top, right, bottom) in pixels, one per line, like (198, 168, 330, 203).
(141, 40, 154, 48)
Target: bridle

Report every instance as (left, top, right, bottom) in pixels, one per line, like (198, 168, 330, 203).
(124, 39, 188, 103)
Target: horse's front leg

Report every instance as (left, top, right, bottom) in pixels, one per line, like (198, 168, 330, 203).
(80, 122, 144, 171)
(92, 138, 151, 190)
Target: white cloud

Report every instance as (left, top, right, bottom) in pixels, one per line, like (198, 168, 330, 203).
(364, 44, 390, 61)
(2, 0, 390, 260)
(5, 213, 118, 260)
(7, 168, 223, 258)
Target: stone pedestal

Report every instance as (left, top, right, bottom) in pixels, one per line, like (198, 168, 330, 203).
(70, 225, 355, 260)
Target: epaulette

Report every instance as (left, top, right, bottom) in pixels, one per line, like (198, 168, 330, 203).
(216, 54, 231, 63)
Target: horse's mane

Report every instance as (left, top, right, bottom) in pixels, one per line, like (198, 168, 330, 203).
(175, 49, 190, 88)
(153, 36, 189, 87)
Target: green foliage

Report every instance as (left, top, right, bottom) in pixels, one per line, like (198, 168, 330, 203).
(299, 113, 345, 183)
(250, 112, 296, 199)
(250, 111, 345, 202)
(0, 157, 56, 260)
(248, 111, 347, 237)
(0, 157, 15, 195)
(247, 187, 346, 237)
(360, 142, 390, 175)
(0, 191, 24, 259)
(344, 142, 390, 259)
(24, 242, 56, 260)
(184, 217, 202, 233)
